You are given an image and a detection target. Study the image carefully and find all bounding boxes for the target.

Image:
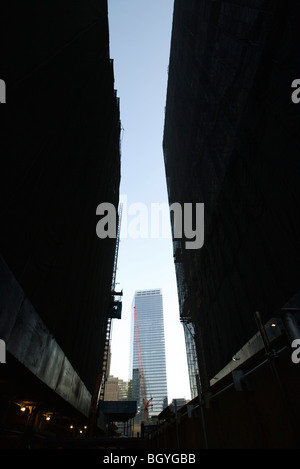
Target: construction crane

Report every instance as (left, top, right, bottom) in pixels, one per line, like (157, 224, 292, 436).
(133, 306, 153, 421)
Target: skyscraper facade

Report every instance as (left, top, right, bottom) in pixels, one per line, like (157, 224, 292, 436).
(131, 289, 168, 418)
(163, 0, 300, 393)
(1, 0, 121, 429)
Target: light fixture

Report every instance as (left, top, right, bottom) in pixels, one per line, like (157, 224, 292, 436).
(46, 416, 51, 421)
(20, 406, 26, 412)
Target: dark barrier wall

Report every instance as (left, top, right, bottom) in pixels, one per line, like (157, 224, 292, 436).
(145, 345, 300, 448)
(163, 0, 300, 387)
(1, 1, 121, 394)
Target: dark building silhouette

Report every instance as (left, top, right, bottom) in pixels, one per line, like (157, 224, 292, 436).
(163, 0, 300, 393)
(0, 0, 121, 436)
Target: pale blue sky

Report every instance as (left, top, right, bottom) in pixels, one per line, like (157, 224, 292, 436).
(107, 0, 191, 403)
(108, 0, 173, 205)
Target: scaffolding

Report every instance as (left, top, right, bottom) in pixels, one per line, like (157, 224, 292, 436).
(88, 204, 123, 435)
(99, 203, 123, 402)
(181, 321, 199, 400)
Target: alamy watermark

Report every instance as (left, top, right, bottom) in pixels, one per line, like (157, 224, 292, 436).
(291, 339, 300, 364)
(0, 339, 6, 363)
(96, 195, 204, 249)
(291, 79, 300, 103)
(0, 79, 6, 103)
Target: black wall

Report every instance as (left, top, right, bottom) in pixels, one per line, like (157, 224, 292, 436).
(1, 1, 121, 393)
(163, 0, 300, 387)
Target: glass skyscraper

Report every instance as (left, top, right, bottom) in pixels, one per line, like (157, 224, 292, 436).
(130, 289, 168, 419)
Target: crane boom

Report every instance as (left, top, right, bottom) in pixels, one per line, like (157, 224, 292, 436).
(133, 306, 152, 420)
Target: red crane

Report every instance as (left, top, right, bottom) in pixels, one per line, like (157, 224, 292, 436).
(134, 306, 153, 420)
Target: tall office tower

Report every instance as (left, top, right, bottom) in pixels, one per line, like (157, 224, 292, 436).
(131, 290, 168, 419)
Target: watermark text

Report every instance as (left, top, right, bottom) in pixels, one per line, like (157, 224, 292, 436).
(96, 196, 204, 249)
(0, 339, 6, 363)
(291, 79, 300, 103)
(291, 339, 300, 364)
(0, 79, 6, 103)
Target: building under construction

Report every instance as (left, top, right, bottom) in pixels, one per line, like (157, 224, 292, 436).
(0, 0, 122, 444)
(162, 0, 300, 447)
(1, 0, 300, 452)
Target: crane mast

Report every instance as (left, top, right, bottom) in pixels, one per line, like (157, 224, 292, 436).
(133, 306, 152, 421)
